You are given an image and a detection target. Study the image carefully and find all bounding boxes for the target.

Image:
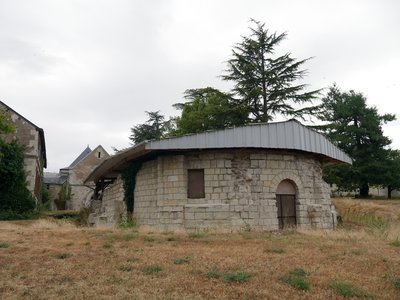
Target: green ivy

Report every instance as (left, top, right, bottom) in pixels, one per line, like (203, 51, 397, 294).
(0, 140, 36, 214)
(121, 161, 142, 213)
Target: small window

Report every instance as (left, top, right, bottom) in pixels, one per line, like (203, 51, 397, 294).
(98, 152, 101, 158)
(187, 169, 205, 198)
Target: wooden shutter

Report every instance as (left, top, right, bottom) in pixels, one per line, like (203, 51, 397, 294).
(187, 169, 205, 198)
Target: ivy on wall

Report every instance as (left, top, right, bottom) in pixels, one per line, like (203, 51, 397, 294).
(121, 161, 142, 213)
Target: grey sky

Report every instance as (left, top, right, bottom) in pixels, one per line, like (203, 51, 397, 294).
(1, 0, 399, 172)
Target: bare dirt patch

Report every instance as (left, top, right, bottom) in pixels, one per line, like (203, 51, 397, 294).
(1, 204, 400, 299)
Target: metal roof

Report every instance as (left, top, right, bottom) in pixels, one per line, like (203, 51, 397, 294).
(85, 120, 352, 183)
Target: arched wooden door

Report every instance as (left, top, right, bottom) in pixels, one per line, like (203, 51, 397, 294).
(276, 180, 297, 229)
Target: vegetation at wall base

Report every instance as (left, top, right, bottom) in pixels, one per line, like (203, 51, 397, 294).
(0, 141, 36, 216)
(121, 161, 142, 213)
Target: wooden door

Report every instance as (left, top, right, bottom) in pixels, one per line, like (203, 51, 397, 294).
(276, 194, 296, 229)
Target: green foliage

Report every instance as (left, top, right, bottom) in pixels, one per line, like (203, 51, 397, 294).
(0, 210, 40, 220)
(119, 265, 133, 272)
(340, 207, 390, 236)
(56, 183, 71, 210)
(0, 242, 10, 248)
(129, 111, 173, 144)
(204, 267, 221, 279)
(223, 272, 251, 283)
(317, 85, 395, 197)
(0, 140, 36, 215)
(389, 239, 400, 247)
(174, 87, 249, 135)
(38, 183, 51, 211)
(222, 19, 320, 122)
(0, 110, 15, 136)
(143, 236, 156, 242)
(118, 214, 138, 229)
(143, 265, 163, 274)
(121, 161, 142, 213)
(188, 232, 205, 239)
(173, 256, 191, 265)
(329, 281, 373, 298)
(279, 268, 310, 291)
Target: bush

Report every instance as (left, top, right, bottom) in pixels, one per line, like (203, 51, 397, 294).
(143, 265, 163, 274)
(0, 141, 36, 215)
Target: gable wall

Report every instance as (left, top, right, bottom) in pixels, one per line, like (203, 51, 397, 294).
(0, 103, 44, 200)
(67, 147, 110, 210)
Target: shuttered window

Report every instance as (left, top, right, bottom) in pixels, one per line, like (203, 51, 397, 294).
(187, 169, 205, 198)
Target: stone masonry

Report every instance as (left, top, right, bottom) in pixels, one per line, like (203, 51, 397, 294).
(129, 149, 336, 231)
(91, 149, 336, 230)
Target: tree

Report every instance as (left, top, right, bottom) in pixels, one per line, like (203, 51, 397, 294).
(222, 19, 320, 122)
(0, 140, 36, 215)
(379, 149, 400, 199)
(129, 111, 170, 144)
(317, 85, 395, 197)
(174, 87, 249, 135)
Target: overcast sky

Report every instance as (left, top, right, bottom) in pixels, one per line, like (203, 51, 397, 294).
(1, 0, 399, 172)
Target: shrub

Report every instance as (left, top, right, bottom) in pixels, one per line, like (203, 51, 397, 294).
(223, 272, 251, 283)
(329, 281, 373, 298)
(279, 268, 309, 291)
(0, 141, 36, 216)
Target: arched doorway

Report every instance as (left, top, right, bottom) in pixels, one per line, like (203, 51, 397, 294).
(276, 180, 297, 229)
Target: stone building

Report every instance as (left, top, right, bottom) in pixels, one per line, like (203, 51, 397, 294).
(86, 120, 351, 230)
(44, 145, 109, 210)
(0, 101, 47, 201)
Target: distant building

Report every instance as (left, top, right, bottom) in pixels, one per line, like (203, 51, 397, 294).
(0, 101, 47, 201)
(44, 146, 109, 210)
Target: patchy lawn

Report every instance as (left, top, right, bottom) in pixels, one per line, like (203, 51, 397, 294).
(0, 199, 400, 299)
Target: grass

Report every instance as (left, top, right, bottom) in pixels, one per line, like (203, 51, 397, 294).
(55, 252, 72, 259)
(173, 256, 191, 265)
(389, 238, 400, 247)
(279, 268, 309, 291)
(143, 265, 163, 274)
(329, 281, 374, 298)
(204, 267, 221, 279)
(223, 272, 251, 283)
(0, 199, 400, 299)
(0, 242, 10, 248)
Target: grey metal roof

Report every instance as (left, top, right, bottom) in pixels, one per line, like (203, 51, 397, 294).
(85, 120, 352, 183)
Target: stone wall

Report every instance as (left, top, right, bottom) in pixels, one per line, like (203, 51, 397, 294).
(0, 103, 44, 200)
(67, 146, 109, 210)
(88, 176, 126, 227)
(132, 149, 335, 231)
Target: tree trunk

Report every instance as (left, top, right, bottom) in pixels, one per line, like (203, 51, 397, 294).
(388, 186, 392, 199)
(359, 183, 369, 198)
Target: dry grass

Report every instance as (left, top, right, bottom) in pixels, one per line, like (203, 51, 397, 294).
(0, 201, 400, 299)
